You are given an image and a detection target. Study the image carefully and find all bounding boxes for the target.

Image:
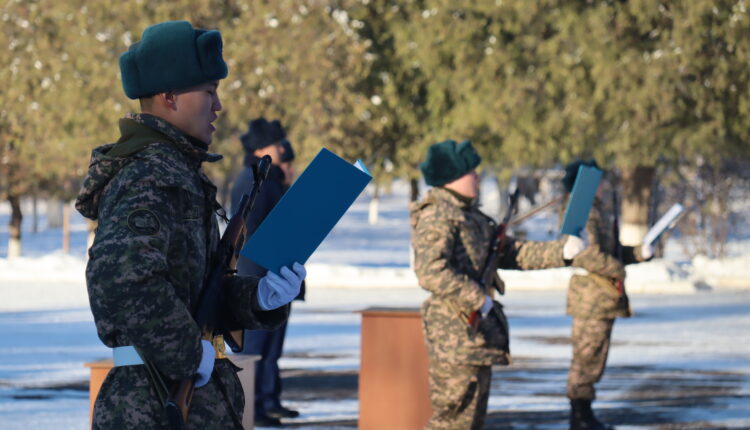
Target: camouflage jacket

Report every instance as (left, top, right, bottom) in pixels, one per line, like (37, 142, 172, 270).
(410, 187, 567, 366)
(76, 113, 288, 429)
(565, 197, 647, 320)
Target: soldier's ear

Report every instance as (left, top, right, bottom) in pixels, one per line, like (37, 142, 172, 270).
(161, 92, 178, 110)
(147, 92, 177, 112)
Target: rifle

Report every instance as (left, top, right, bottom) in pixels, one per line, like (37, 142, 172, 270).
(467, 187, 520, 330)
(612, 190, 630, 310)
(162, 155, 272, 429)
(509, 196, 563, 226)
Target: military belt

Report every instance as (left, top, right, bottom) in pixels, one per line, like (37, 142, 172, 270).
(112, 335, 227, 367)
(113, 346, 144, 366)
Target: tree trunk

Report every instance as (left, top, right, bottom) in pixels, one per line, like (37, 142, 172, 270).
(32, 194, 38, 233)
(7, 194, 23, 258)
(647, 175, 663, 258)
(619, 166, 656, 245)
(62, 201, 71, 254)
(368, 184, 380, 225)
(47, 198, 64, 228)
(409, 178, 419, 202)
(495, 175, 509, 221)
(219, 175, 232, 212)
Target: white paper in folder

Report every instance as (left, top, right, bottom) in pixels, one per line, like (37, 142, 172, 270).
(643, 203, 685, 246)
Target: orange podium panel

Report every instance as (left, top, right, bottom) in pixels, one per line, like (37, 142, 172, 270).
(84, 360, 113, 428)
(358, 307, 432, 430)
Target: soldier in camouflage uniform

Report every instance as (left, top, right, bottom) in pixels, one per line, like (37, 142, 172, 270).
(560, 160, 654, 430)
(75, 21, 305, 429)
(410, 140, 587, 430)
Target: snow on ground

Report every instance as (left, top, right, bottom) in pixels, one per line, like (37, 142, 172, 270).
(1, 179, 750, 429)
(1, 288, 748, 429)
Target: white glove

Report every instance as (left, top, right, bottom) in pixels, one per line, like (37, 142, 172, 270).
(479, 295, 493, 318)
(641, 243, 655, 260)
(257, 262, 306, 310)
(563, 235, 587, 260)
(195, 339, 215, 388)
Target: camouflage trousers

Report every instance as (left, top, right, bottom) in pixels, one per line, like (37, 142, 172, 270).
(567, 317, 614, 400)
(426, 360, 491, 430)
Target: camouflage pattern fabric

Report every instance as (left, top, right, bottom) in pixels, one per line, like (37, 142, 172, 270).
(410, 187, 569, 428)
(426, 362, 491, 430)
(76, 113, 288, 429)
(567, 317, 614, 400)
(93, 359, 245, 429)
(564, 197, 647, 320)
(561, 195, 648, 402)
(411, 187, 568, 366)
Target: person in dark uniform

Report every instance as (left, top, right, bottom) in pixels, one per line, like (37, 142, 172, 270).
(230, 118, 302, 427)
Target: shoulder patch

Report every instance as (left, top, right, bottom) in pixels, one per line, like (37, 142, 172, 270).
(127, 209, 161, 236)
(422, 230, 442, 243)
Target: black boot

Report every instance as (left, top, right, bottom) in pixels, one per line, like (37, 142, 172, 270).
(267, 405, 300, 419)
(569, 399, 614, 430)
(254, 414, 283, 427)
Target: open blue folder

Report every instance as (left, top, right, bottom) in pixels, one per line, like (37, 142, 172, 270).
(559, 165, 603, 237)
(240, 148, 372, 274)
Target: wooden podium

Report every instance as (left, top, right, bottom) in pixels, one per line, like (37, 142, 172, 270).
(232, 354, 262, 430)
(83, 359, 113, 427)
(358, 308, 432, 430)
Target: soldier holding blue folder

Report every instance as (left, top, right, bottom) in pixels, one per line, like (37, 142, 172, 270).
(410, 140, 588, 430)
(76, 21, 304, 429)
(560, 160, 654, 430)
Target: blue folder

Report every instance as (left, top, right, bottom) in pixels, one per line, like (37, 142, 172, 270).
(240, 148, 372, 274)
(559, 165, 603, 237)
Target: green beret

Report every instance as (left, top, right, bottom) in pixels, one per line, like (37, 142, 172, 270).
(119, 21, 228, 99)
(420, 140, 481, 187)
(561, 159, 600, 192)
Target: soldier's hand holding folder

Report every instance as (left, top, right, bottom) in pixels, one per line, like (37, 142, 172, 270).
(257, 262, 307, 310)
(563, 234, 588, 261)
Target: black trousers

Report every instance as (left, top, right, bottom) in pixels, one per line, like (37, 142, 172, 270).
(242, 318, 289, 416)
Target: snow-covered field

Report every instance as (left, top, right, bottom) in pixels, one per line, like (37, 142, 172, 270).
(1, 178, 749, 429)
(1, 289, 749, 429)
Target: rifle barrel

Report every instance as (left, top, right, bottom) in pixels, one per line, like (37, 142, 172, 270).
(509, 196, 563, 225)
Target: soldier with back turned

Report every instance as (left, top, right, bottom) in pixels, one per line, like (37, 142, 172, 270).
(560, 159, 654, 430)
(410, 140, 588, 429)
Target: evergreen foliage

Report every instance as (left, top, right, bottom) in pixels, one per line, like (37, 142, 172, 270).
(1, 0, 749, 255)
